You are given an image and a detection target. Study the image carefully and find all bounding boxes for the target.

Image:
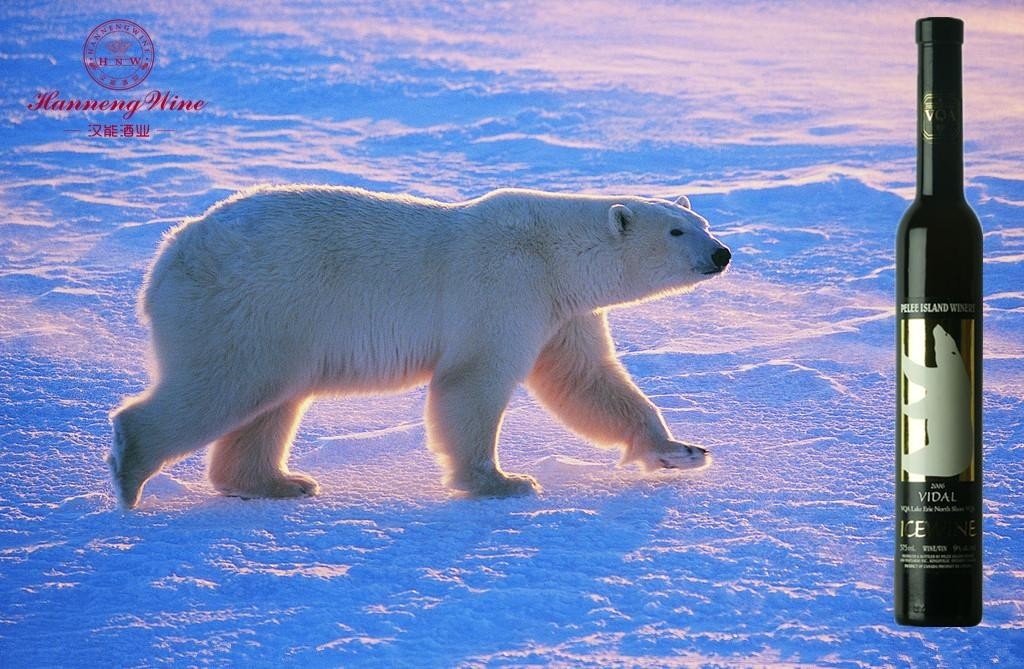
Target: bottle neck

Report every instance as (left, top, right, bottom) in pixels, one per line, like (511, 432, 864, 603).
(916, 41, 965, 199)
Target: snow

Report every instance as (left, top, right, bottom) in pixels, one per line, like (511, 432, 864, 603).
(2, 1, 1023, 666)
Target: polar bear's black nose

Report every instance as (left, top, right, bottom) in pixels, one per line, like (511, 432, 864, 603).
(712, 247, 731, 270)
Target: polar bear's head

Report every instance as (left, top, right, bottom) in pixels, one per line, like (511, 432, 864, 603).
(606, 194, 731, 301)
(931, 324, 963, 363)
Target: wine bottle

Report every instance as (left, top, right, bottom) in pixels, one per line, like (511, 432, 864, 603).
(895, 16, 983, 627)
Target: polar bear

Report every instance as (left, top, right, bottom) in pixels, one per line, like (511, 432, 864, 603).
(902, 323, 974, 477)
(109, 186, 731, 508)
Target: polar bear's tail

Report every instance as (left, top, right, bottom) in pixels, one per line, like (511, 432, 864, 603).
(137, 231, 180, 326)
(137, 211, 209, 326)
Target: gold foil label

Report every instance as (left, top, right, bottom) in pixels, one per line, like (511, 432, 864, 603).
(899, 316, 976, 482)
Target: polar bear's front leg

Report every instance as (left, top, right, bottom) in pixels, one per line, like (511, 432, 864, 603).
(526, 311, 707, 472)
(425, 361, 539, 497)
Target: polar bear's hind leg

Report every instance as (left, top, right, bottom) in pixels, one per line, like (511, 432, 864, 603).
(109, 385, 237, 509)
(207, 398, 319, 500)
(425, 362, 539, 498)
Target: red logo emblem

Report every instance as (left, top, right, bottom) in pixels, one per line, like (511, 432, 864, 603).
(83, 20, 155, 91)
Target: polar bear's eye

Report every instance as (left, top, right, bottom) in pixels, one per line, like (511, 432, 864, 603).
(670, 229, 684, 237)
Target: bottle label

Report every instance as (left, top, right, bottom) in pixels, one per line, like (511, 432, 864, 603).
(898, 301, 977, 480)
(897, 300, 979, 572)
(921, 92, 962, 142)
(897, 480, 980, 571)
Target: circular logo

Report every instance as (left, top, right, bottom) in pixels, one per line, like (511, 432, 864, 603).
(83, 20, 155, 90)
(921, 92, 961, 143)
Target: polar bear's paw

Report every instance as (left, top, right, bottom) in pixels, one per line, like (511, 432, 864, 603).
(458, 468, 541, 498)
(627, 439, 709, 472)
(109, 413, 162, 509)
(215, 471, 321, 501)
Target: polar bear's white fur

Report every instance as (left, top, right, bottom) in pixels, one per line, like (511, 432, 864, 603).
(109, 186, 731, 508)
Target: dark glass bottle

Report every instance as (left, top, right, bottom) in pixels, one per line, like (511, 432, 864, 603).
(894, 17, 983, 627)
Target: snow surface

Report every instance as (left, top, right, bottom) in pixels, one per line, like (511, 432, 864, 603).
(2, 1, 1022, 667)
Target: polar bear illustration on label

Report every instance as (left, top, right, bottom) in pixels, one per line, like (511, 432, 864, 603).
(901, 323, 974, 477)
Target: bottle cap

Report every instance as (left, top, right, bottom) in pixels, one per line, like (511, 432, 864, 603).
(917, 17, 964, 44)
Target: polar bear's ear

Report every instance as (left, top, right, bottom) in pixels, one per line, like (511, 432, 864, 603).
(608, 204, 635, 237)
(673, 195, 691, 209)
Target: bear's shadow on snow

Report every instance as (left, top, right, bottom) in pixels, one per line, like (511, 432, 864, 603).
(51, 473, 713, 659)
